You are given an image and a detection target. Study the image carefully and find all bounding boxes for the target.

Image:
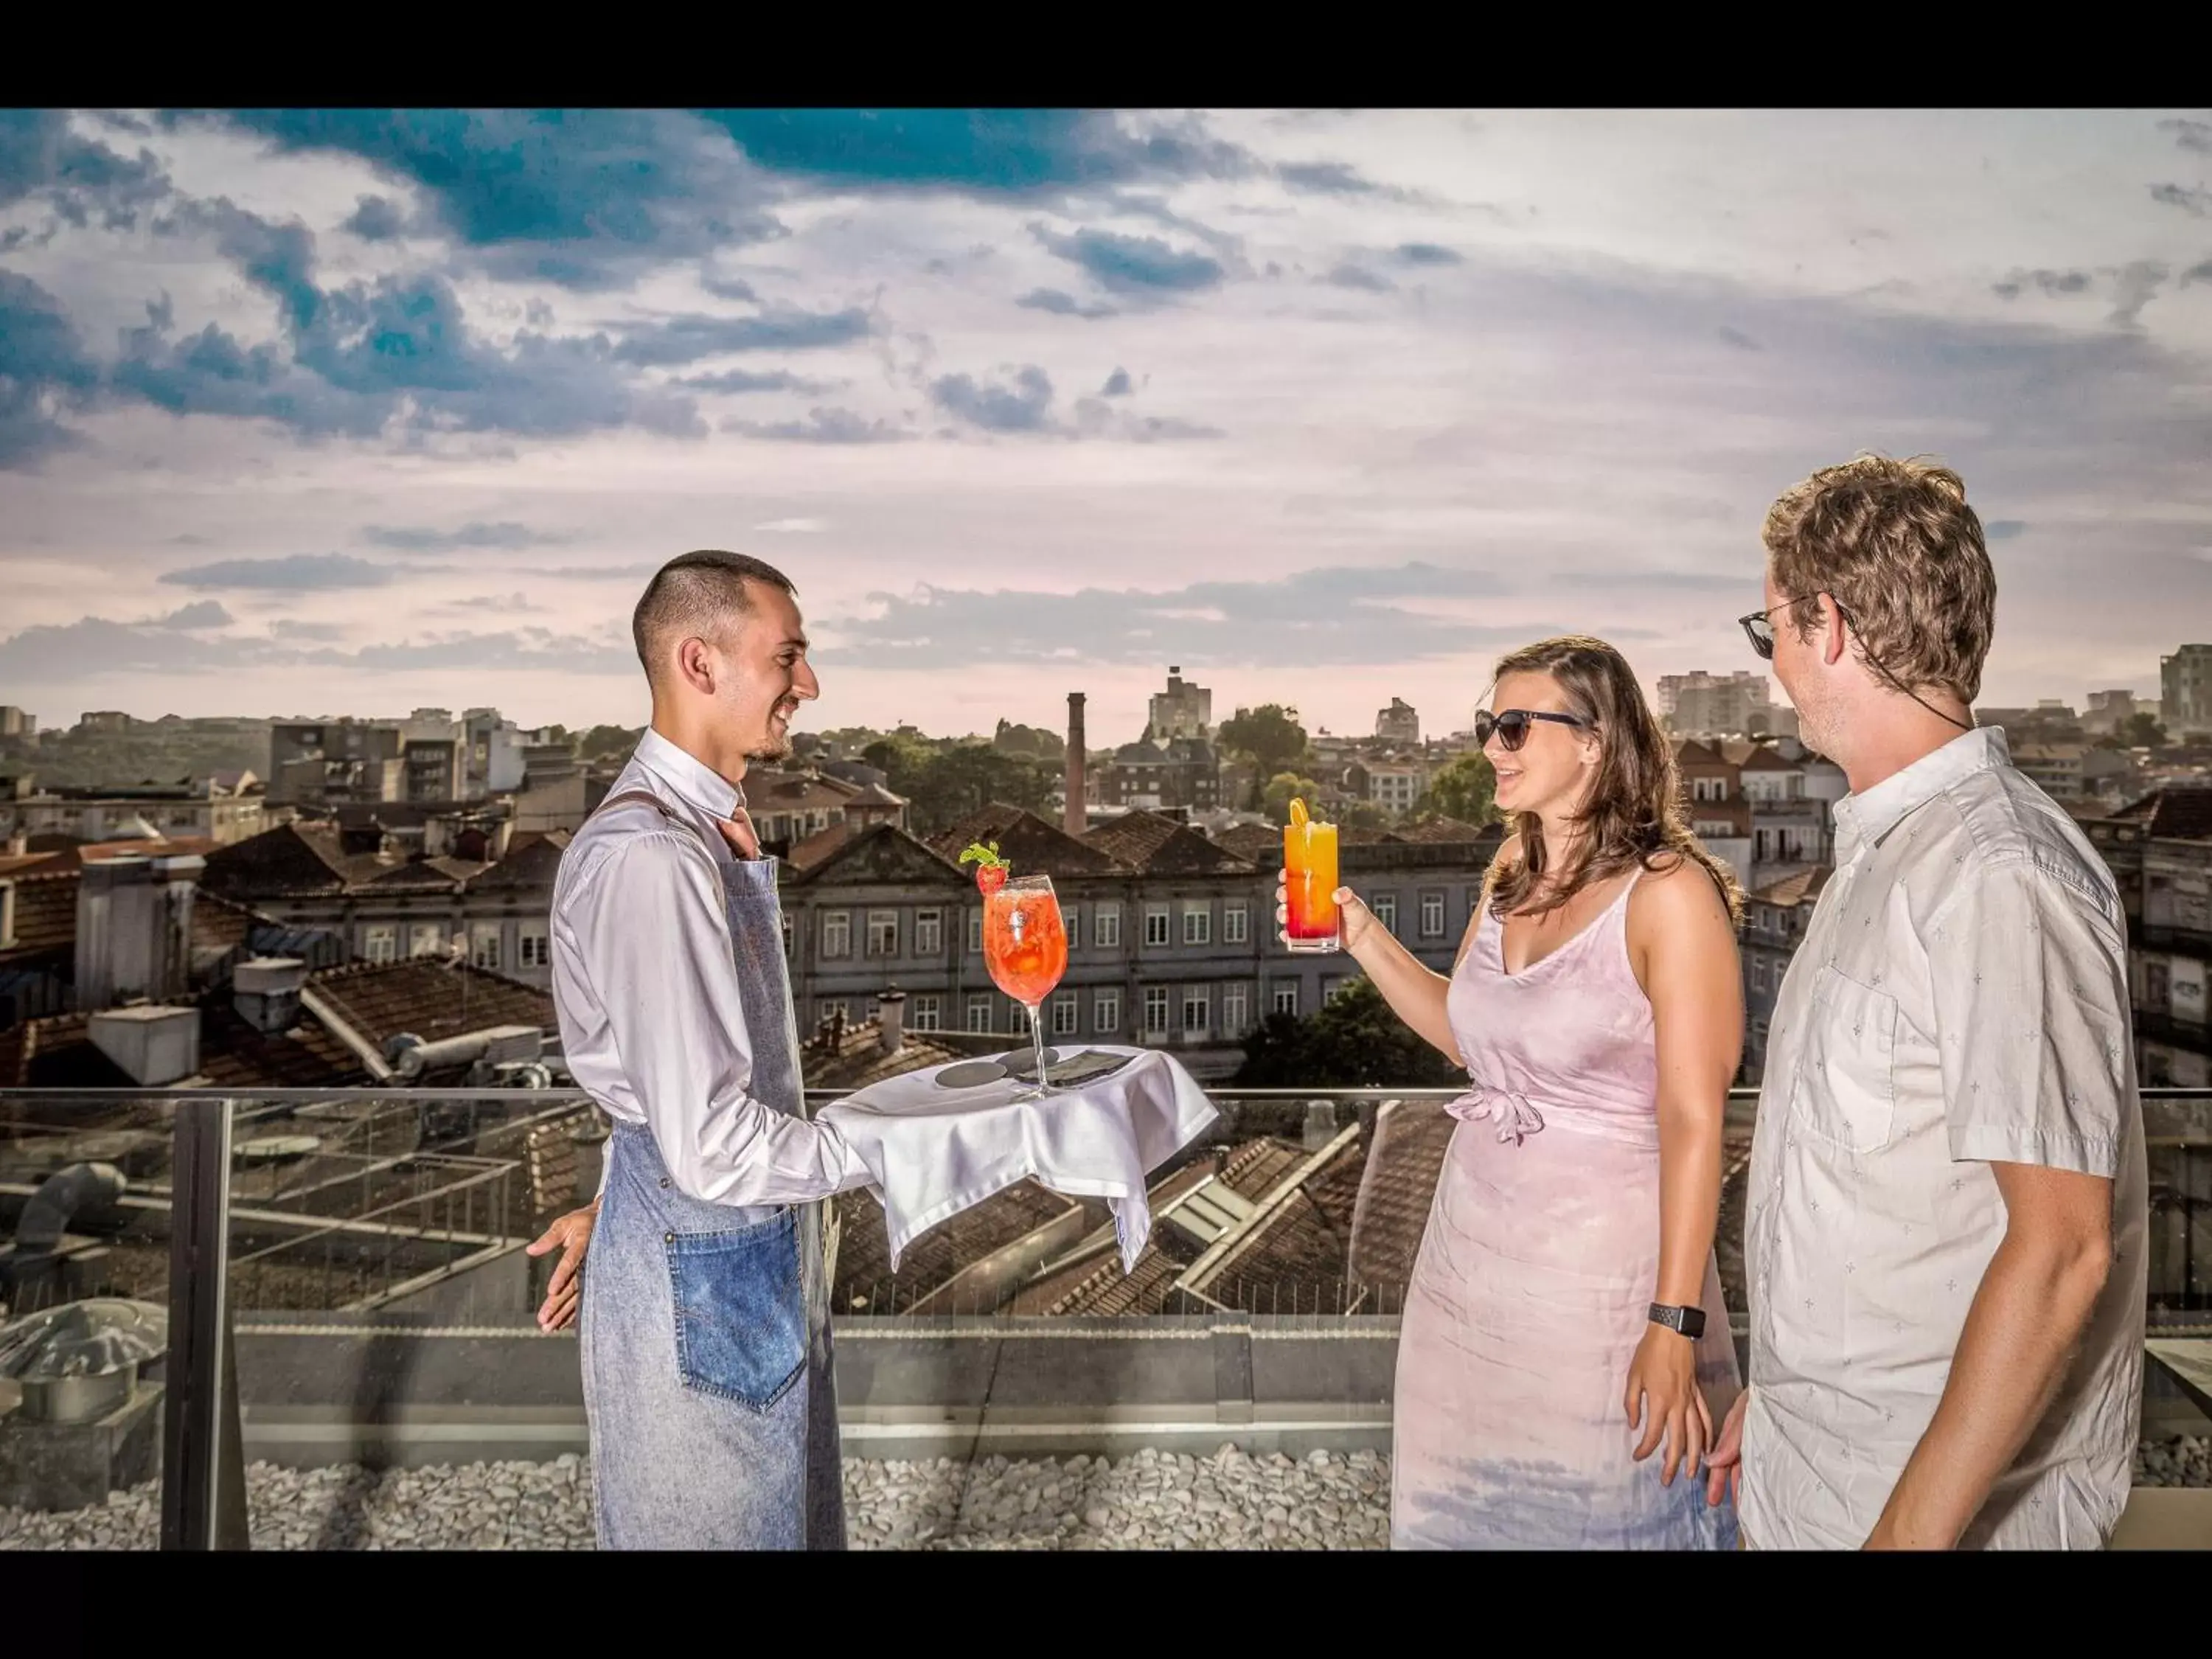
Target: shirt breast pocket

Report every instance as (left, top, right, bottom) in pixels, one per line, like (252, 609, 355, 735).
(1794, 964, 1899, 1155)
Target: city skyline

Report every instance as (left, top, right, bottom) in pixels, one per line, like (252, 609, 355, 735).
(4, 109, 2211, 742)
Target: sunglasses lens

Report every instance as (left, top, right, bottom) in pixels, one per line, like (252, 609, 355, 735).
(1480, 712, 1528, 751)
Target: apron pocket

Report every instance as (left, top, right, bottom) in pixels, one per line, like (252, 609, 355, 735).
(666, 1206, 807, 1413)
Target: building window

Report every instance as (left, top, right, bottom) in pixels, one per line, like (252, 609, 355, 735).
(1323, 978, 1346, 1006)
(1095, 902, 1122, 949)
(968, 910, 984, 954)
(1006, 998, 1028, 1036)
(1095, 988, 1121, 1034)
(1062, 906, 1079, 951)
(1052, 990, 1079, 1035)
(1419, 893, 1447, 939)
(866, 909, 898, 958)
(911, 994, 942, 1032)
(1273, 982, 1298, 1017)
(363, 924, 397, 964)
(821, 910, 852, 959)
(1371, 894, 1398, 937)
(408, 922, 445, 959)
(1183, 904, 1211, 945)
(915, 909, 942, 956)
(1143, 986, 1170, 1035)
(518, 926, 550, 970)
(470, 924, 501, 970)
(1144, 905, 1171, 947)
(1182, 987, 1209, 1036)
(1751, 957, 1767, 991)
(1222, 984, 1248, 1036)
(967, 994, 993, 1033)
(1224, 903, 1248, 945)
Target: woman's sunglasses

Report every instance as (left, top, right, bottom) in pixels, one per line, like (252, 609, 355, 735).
(1475, 709, 1592, 752)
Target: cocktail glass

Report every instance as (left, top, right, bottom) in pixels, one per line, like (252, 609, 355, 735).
(983, 874, 1069, 1098)
(1284, 802, 1340, 953)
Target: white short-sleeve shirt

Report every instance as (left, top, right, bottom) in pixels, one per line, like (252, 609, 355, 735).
(1742, 726, 2148, 1550)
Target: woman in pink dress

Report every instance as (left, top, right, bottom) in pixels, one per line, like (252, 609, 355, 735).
(1284, 636, 1744, 1548)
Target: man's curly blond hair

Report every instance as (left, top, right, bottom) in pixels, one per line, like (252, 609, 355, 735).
(1761, 454, 1997, 703)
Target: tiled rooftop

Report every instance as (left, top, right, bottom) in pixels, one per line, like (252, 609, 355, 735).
(1347, 1096, 1458, 1289)
(1749, 866, 1834, 908)
(832, 1178, 1084, 1312)
(1081, 811, 1256, 877)
(928, 805, 1127, 880)
(0, 869, 79, 958)
(307, 959, 554, 1049)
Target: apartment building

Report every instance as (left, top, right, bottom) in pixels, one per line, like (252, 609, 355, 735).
(775, 805, 1501, 1085)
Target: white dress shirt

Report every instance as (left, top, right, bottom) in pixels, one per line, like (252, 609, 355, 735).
(1742, 726, 2148, 1550)
(552, 728, 872, 1208)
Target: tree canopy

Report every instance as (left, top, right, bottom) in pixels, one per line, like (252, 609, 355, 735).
(1234, 976, 1465, 1088)
(1415, 751, 1498, 825)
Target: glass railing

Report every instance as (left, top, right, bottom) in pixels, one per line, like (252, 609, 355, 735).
(2, 1087, 2207, 1550)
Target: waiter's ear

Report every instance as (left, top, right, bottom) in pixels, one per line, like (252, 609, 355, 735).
(675, 634, 718, 697)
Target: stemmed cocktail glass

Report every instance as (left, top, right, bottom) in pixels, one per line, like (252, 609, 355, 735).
(982, 874, 1069, 1099)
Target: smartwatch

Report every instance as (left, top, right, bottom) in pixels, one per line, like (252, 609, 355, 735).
(1648, 1302, 1706, 1340)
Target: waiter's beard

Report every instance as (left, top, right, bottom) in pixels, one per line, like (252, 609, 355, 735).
(747, 732, 795, 763)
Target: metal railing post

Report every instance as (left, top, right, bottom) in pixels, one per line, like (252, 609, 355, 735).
(161, 1099, 250, 1551)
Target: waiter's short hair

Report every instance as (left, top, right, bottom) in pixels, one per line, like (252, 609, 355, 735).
(632, 550, 798, 684)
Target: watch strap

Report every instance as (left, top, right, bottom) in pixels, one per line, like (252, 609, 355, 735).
(1649, 1302, 1706, 1339)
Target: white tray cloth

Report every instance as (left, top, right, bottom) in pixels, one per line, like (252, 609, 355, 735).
(818, 1046, 1219, 1274)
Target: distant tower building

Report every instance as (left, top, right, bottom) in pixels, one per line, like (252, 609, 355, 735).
(1656, 671, 1775, 738)
(1375, 697, 1420, 745)
(1147, 667, 1213, 741)
(0, 706, 33, 737)
(2163, 644, 2212, 737)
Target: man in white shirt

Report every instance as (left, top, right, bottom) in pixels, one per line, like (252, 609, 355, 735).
(531, 549, 874, 1549)
(1703, 456, 2147, 1548)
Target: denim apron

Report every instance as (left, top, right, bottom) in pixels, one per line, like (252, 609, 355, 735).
(581, 793, 846, 1550)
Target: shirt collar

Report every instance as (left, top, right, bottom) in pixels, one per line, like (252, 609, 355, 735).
(632, 728, 742, 823)
(1831, 725, 2008, 864)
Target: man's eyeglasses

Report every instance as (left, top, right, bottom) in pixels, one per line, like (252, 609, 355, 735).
(1737, 594, 1852, 661)
(1475, 709, 1593, 752)
(1736, 591, 1972, 733)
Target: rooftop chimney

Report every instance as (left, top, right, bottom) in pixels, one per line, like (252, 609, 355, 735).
(1, 879, 14, 951)
(233, 956, 309, 1034)
(88, 1006, 201, 1086)
(1064, 692, 1088, 838)
(5, 832, 25, 856)
(74, 853, 203, 1012)
(876, 985, 908, 1056)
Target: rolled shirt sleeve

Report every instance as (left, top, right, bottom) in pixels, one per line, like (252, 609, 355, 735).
(579, 830, 872, 1207)
(1928, 858, 2131, 1179)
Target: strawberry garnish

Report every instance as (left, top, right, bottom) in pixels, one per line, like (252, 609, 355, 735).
(957, 840, 1012, 894)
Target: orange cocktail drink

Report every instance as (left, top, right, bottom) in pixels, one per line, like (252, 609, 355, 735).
(983, 874, 1068, 1094)
(1284, 798, 1340, 953)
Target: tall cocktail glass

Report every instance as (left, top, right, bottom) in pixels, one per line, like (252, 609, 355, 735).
(983, 874, 1069, 1097)
(1284, 803, 1340, 953)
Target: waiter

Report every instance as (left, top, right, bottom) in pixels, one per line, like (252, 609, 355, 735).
(535, 549, 871, 1550)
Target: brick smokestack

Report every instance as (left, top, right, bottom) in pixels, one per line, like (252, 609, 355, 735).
(1064, 692, 1088, 837)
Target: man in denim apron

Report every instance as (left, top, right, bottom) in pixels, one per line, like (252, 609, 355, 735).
(542, 550, 869, 1549)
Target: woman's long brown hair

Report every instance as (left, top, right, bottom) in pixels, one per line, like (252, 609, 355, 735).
(1484, 636, 1744, 924)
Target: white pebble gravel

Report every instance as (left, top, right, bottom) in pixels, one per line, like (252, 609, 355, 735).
(1, 1438, 2200, 1549)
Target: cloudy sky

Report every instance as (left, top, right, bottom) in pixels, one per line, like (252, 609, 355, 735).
(3, 108, 2209, 745)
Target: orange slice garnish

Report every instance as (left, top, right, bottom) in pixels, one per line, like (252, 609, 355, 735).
(1288, 796, 1309, 829)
